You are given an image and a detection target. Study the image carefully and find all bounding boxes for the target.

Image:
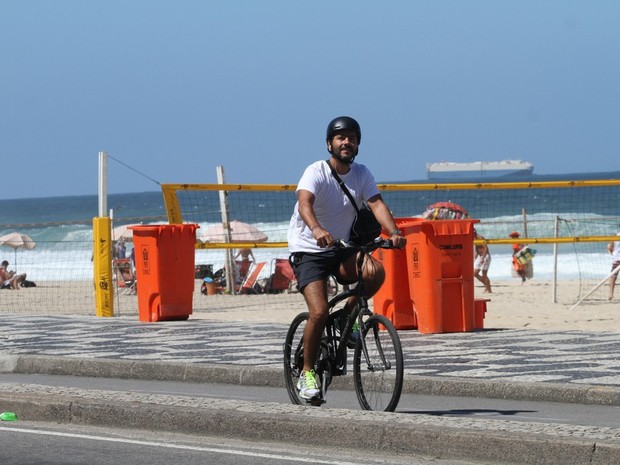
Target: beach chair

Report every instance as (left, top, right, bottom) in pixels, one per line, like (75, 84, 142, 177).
(266, 258, 296, 293)
(113, 258, 136, 295)
(239, 261, 267, 294)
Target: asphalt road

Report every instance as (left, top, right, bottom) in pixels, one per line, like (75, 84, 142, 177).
(4, 373, 620, 429)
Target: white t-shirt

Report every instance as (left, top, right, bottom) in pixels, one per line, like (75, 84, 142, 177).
(288, 160, 380, 253)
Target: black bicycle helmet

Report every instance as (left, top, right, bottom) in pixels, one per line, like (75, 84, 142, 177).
(326, 116, 361, 143)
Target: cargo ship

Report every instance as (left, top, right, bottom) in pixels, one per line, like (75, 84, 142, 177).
(426, 160, 534, 180)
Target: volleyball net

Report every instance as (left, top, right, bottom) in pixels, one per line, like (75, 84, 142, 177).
(161, 179, 620, 306)
(1, 178, 618, 316)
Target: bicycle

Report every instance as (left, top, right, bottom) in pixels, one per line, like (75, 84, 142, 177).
(283, 238, 404, 412)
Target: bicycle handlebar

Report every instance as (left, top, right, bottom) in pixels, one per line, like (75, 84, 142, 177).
(334, 237, 402, 252)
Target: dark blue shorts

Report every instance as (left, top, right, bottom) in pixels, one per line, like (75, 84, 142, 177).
(289, 249, 357, 292)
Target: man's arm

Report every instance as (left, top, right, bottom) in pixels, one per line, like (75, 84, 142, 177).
(367, 194, 406, 248)
(297, 189, 333, 248)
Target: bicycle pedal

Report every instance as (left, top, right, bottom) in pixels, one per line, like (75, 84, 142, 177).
(308, 397, 325, 407)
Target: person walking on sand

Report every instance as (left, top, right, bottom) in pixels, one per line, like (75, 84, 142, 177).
(474, 230, 492, 293)
(607, 230, 620, 301)
(510, 231, 528, 283)
(287, 116, 406, 401)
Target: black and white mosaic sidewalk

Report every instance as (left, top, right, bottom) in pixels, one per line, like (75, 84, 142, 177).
(1, 315, 619, 387)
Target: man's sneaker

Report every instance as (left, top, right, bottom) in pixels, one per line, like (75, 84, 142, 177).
(347, 320, 360, 349)
(297, 369, 320, 400)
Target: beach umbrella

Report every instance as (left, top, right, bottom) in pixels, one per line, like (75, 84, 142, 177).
(111, 224, 137, 242)
(421, 201, 469, 220)
(0, 232, 36, 272)
(200, 220, 268, 243)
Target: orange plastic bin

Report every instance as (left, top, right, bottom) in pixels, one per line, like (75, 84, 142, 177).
(404, 219, 479, 334)
(372, 218, 422, 330)
(130, 224, 199, 322)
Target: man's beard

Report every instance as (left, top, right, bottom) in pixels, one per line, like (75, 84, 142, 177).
(331, 146, 358, 164)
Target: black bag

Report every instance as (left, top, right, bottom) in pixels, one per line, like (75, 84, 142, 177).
(326, 161, 381, 245)
(349, 204, 382, 245)
(21, 280, 36, 288)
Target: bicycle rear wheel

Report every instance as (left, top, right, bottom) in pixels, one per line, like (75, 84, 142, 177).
(283, 312, 309, 405)
(353, 314, 404, 412)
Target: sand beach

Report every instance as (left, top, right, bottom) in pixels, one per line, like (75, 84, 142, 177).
(0, 278, 617, 332)
(189, 279, 620, 332)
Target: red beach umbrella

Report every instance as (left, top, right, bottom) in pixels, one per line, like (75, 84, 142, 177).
(421, 201, 469, 220)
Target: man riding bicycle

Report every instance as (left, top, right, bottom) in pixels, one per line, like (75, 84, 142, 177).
(287, 116, 406, 401)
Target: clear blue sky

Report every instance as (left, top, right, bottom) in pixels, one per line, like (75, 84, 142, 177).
(2, 1, 619, 200)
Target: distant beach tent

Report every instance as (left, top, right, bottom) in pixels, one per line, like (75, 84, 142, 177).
(200, 220, 268, 243)
(421, 201, 470, 220)
(0, 232, 36, 272)
(112, 224, 137, 242)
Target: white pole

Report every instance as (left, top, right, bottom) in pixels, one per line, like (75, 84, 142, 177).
(570, 263, 620, 311)
(552, 216, 559, 303)
(217, 166, 236, 294)
(98, 152, 108, 217)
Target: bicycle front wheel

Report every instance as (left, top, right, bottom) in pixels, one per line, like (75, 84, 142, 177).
(283, 312, 309, 405)
(353, 314, 404, 412)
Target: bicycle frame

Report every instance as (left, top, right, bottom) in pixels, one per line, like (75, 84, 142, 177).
(323, 247, 375, 379)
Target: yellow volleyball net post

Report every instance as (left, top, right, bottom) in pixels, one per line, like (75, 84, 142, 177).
(93, 217, 114, 317)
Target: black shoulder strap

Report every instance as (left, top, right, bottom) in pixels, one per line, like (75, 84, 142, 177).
(325, 160, 360, 212)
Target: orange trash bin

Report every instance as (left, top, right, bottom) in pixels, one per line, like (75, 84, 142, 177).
(404, 219, 479, 334)
(372, 218, 422, 330)
(130, 224, 199, 322)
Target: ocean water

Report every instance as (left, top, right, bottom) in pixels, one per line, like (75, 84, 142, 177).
(1, 173, 618, 282)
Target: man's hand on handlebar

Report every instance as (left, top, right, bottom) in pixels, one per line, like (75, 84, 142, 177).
(334, 236, 407, 250)
(389, 233, 406, 249)
(312, 226, 335, 249)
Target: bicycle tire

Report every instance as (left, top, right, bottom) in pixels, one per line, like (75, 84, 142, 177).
(353, 314, 404, 412)
(283, 312, 309, 405)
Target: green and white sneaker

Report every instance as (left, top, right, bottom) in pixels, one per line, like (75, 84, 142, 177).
(297, 369, 320, 400)
(347, 320, 360, 349)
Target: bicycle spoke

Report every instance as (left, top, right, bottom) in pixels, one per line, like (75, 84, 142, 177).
(367, 323, 392, 371)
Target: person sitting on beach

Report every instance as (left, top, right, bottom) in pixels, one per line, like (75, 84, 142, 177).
(607, 230, 620, 301)
(473, 230, 492, 293)
(509, 231, 528, 283)
(0, 260, 26, 290)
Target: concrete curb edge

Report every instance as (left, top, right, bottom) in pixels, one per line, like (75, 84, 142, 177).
(4, 354, 620, 406)
(1, 388, 620, 465)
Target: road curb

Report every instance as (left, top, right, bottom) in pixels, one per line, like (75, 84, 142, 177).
(1, 385, 619, 465)
(5, 354, 620, 406)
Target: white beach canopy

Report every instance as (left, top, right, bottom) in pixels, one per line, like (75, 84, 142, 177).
(199, 220, 268, 243)
(111, 224, 137, 242)
(0, 232, 36, 272)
